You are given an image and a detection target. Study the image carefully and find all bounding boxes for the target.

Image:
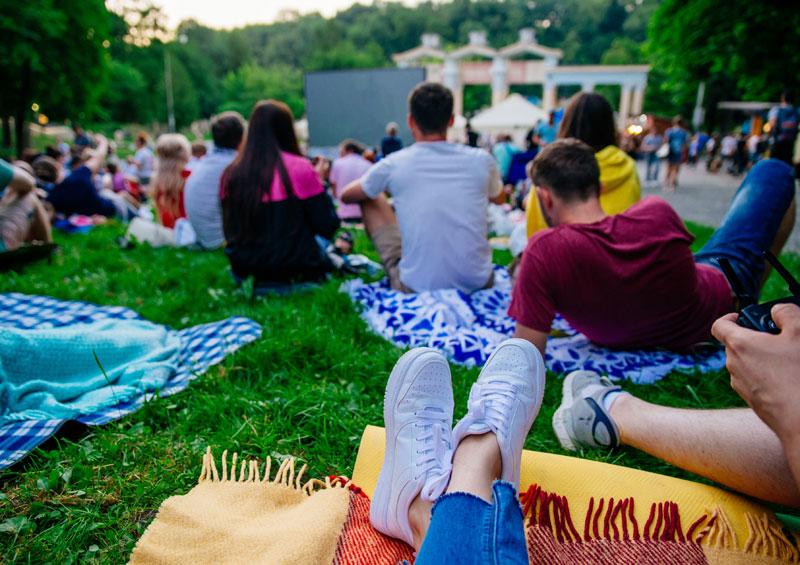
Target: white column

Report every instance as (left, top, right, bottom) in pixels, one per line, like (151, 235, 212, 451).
(581, 81, 595, 93)
(542, 78, 557, 112)
(618, 84, 632, 128)
(490, 56, 509, 105)
(631, 84, 645, 116)
(443, 57, 462, 116)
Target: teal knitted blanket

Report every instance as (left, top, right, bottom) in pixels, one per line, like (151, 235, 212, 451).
(0, 319, 180, 425)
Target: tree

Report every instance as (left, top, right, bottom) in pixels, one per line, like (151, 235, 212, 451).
(648, 0, 800, 125)
(0, 0, 110, 156)
(220, 64, 305, 119)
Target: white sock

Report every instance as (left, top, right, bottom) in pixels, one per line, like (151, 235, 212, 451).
(602, 390, 627, 413)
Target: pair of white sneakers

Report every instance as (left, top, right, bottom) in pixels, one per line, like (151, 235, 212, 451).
(369, 339, 546, 546)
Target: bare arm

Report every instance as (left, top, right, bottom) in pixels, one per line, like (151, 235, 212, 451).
(8, 166, 36, 196)
(341, 179, 370, 204)
(84, 135, 109, 175)
(513, 322, 548, 358)
(712, 304, 800, 491)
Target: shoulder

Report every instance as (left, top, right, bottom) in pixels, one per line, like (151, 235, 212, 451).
(628, 196, 679, 221)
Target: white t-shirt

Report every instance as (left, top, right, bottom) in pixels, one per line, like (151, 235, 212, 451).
(134, 146, 154, 179)
(361, 141, 502, 293)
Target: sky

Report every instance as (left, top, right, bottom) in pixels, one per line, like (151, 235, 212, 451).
(154, 0, 410, 30)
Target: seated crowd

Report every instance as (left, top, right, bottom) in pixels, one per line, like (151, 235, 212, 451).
(3, 80, 799, 557)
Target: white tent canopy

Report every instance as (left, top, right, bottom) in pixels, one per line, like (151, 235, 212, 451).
(470, 94, 547, 145)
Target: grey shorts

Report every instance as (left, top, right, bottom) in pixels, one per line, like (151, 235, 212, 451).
(371, 224, 495, 293)
(372, 224, 409, 292)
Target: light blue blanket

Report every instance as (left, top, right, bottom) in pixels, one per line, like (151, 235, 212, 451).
(0, 320, 180, 424)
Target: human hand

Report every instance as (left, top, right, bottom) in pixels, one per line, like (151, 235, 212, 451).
(711, 304, 800, 441)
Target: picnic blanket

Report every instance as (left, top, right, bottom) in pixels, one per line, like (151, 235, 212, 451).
(342, 268, 726, 384)
(353, 426, 800, 564)
(129, 426, 798, 564)
(0, 293, 261, 469)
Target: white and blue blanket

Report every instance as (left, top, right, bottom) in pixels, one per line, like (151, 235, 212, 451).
(342, 269, 726, 384)
(0, 293, 261, 469)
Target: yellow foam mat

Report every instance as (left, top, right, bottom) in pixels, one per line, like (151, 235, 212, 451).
(353, 425, 769, 541)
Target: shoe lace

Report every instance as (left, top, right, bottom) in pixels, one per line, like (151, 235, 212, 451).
(466, 381, 518, 437)
(413, 406, 452, 499)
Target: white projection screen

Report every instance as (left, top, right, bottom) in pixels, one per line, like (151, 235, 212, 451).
(304, 67, 426, 150)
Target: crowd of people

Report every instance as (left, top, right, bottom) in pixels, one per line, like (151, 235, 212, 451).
(1, 80, 799, 560)
(637, 90, 799, 191)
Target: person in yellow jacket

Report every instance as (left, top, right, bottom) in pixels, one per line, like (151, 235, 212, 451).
(526, 92, 641, 236)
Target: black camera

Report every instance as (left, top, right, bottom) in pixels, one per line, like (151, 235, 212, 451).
(718, 251, 800, 334)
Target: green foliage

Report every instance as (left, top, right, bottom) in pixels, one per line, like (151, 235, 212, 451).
(1, 223, 796, 561)
(220, 64, 305, 120)
(648, 0, 800, 125)
(95, 0, 662, 126)
(0, 0, 110, 153)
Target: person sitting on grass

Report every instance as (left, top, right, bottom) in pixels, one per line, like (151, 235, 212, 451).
(47, 135, 138, 220)
(152, 133, 192, 229)
(329, 139, 372, 223)
(341, 82, 504, 293)
(510, 139, 796, 355)
(0, 159, 52, 252)
(184, 111, 245, 250)
(221, 100, 340, 286)
(553, 302, 800, 509)
(525, 92, 641, 237)
(370, 338, 545, 562)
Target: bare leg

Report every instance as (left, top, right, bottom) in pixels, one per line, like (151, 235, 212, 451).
(26, 195, 52, 243)
(408, 433, 501, 550)
(611, 395, 800, 507)
(360, 194, 397, 237)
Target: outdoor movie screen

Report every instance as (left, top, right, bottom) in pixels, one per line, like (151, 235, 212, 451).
(304, 67, 426, 149)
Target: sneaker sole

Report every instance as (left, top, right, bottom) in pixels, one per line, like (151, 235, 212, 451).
(552, 371, 579, 452)
(370, 348, 450, 542)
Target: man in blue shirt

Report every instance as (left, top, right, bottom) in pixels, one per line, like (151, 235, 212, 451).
(769, 90, 798, 165)
(184, 112, 245, 249)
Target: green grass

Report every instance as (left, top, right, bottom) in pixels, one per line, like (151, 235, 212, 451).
(0, 221, 797, 563)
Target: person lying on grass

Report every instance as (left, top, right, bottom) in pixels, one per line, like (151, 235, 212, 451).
(341, 82, 505, 294)
(511, 139, 796, 355)
(370, 339, 545, 562)
(553, 302, 800, 509)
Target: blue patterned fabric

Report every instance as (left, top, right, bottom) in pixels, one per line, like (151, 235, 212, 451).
(0, 293, 261, 469)
(342, 268, 726, 384)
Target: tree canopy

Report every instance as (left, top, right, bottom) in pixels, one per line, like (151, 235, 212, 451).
(6, 0, 797, 144)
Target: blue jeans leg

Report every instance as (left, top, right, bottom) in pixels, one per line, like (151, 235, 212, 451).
(415, 481, 528, 565)
(695, 159, 796, 300)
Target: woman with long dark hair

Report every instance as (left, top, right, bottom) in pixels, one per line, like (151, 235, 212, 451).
(221, 100, 340, 286)
(524, 92, 641, 236)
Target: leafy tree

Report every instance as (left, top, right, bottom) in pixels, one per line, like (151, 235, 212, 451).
(220, 64, 305, 118)
(648, 0, 800, 125)
(0, 0, 110, 155)
(306, 41, 387, 71)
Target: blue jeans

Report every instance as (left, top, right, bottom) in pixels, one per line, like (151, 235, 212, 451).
(415, 482, 528, 565)
(646, 152, 660, 181)
(695, 159, 796, 300)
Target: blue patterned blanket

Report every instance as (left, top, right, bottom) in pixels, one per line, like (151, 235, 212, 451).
(342, 269, 726, 384)
(0, 293, 261, 469)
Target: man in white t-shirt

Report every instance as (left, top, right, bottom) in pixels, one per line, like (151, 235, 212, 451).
(342, 82, 504, 293)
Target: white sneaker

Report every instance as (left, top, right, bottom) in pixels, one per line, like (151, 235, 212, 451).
(370, 348, 454, 546)
(451, 338, 545, 490)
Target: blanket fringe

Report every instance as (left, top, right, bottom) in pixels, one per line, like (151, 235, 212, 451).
(197, 447, 356, 497)
(520, 484, 800, 561)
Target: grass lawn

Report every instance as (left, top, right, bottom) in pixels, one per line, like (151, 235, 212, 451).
(0, 220, 797, 563)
